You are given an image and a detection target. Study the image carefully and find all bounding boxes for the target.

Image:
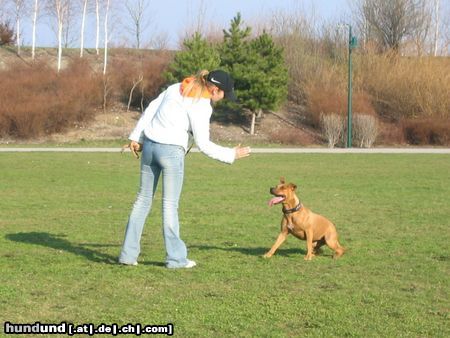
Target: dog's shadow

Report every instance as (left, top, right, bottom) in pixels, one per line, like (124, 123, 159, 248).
(189, 244, 306, 257)
(5, 232, 118, 264)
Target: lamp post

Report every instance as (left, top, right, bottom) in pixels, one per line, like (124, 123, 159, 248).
(346, 25, 357, 148)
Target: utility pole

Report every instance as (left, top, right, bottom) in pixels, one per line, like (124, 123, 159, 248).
(347, 25, 357, 148)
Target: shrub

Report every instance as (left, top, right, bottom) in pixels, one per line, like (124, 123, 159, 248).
(110, 53, 170, 111)
(358, 54, 450, 121)
(376, 121, 405, 145)
(403, 118, 450, 146)
(268, 127, 315, 145)
(320, 113, 344, 148)
(352, 114, 379, 148)
(304, 63, 375, 129)
(0, 59, 102, 139)
(0, 22, 15, 46)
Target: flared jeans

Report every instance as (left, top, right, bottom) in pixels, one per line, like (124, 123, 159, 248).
(119, 137, 189, 268)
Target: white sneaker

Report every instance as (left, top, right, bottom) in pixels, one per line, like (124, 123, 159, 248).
(184, 260, 197, 268)
(119, 261, 138, 266)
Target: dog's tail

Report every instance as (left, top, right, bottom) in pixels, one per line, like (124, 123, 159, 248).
(333, 241, 345, 259)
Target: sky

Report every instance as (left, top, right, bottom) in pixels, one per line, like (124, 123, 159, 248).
(16, 0, 351, 50)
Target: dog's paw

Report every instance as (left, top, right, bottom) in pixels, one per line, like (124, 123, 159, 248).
(304, 254, 314, 261)
(263, 253, 272, 259)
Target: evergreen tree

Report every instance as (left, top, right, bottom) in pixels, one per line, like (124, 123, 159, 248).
(220, 14, 288, 134)
(165, 32, 220, 84)
(220, 13, 251, 72)
(164, 14, 288, 135)
(245, 31, 288, 112)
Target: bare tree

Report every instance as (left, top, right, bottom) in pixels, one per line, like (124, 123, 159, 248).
(441, 4, 450, 55)
(350, 0, 375, 51)
(62, 1, 77, 48)
(80, 0, 88, 57)
(31, 0, 39, 60)
(95, 0, 100, 54)
(148, 31, 169, 50)
(432, 0, 440, 56)
(410, 1, 432, 56)
(184, 0, 207, 39)
(0, 1, 7, 22)
(12, 0, 27, 55)
(127, 74, 143, 111)
(103, 0, 110, 75)
(355, 0, 431, 53)
(125, 0, 151, 49)
(100, 0, 111, 111)
(46, 0, 71, 71)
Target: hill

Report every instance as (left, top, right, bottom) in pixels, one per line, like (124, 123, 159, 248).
(0, 46, 322, 146)
(16, 101, 321, 147)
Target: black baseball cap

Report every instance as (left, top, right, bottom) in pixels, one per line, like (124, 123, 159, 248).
(206, 70, 237, 102)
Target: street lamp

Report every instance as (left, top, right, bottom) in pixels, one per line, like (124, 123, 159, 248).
(340, 24, 358, 148)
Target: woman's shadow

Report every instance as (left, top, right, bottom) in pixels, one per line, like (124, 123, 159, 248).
(6, 232, 118, 264)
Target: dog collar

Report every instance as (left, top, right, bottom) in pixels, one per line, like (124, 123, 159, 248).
(283, 202, 302, 214)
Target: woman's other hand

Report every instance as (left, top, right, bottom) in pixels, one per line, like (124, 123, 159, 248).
(129, 141, 142, 159)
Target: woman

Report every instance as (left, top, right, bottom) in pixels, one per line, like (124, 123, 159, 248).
(119, 70, 251, 268)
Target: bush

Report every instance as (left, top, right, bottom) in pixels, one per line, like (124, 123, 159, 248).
(110, 53, 170, 111)
(403, 118, 450, 146)
(304, 64, 375, 129)
(0, 22, 15, 46)
(358, 54, 450, 121)
(352, 114, 379, 148)
(268, 127, 315, 145)
(320, 113, 344, 148)
(0, 59, 102, 139)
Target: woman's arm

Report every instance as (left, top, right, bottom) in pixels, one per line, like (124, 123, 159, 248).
(188, 104, 250, 163)
(128, 90, 166, 143)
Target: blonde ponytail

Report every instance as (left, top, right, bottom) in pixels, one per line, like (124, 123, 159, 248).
(181, 69, 212, 100)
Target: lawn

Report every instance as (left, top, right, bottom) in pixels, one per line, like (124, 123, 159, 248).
(1, 152, 449, 337)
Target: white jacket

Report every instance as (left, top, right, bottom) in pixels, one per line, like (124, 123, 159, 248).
(128, 83, 236, 164)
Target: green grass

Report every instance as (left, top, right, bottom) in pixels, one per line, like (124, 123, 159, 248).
(1, 152, 449, 337)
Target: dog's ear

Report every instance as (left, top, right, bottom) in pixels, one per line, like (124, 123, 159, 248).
(290, 183, 297, 191)
(280, 176, 285, 184)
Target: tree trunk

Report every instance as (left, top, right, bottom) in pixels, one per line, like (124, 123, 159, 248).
(57, 20, 63, 72)
(95, 0, 100, 55)
(103, 0, 110, 75)
(433, 0, 440, 56)
(80, 0, 87, 57)
(127, 75, 143, 111)
(256, 108, 263, 119)
(250, 113, 256, 135)
(32, 0, 38, 60)
(16, 17, 20, 55)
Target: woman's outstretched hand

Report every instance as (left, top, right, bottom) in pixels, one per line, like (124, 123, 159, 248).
(234, 144, 251, 160)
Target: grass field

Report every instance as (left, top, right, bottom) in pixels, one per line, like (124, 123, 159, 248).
(1, 152, 449, 337)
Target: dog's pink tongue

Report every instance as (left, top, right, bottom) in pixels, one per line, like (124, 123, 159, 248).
(268, 196, 284, 207)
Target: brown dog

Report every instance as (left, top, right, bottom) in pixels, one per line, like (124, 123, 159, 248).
(264, 177, 345, 260)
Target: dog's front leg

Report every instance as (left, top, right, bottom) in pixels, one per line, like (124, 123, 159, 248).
(264, 231, 288, 258)
(304, 229, 315, 260)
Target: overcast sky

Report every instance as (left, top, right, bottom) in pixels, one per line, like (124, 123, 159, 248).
(16, 0, 351, 49)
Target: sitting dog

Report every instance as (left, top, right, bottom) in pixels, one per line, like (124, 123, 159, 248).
(264, 177, 345, 260)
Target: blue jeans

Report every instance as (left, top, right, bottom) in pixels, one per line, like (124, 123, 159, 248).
(119, 137, 189, 268)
